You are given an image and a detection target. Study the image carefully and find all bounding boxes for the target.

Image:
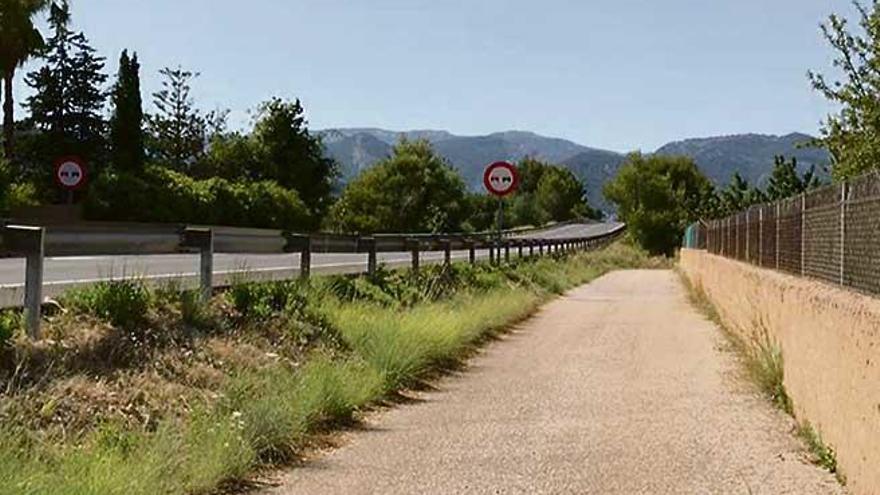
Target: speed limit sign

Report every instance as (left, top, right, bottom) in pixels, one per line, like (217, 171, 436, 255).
(54, 156, 88, 190)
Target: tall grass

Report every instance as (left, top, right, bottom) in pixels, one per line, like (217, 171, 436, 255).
(324, 288, 540, 391)
(0, 242, 661, 495)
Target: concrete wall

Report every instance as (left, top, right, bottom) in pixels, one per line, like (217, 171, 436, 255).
(680, 249, 880, 495)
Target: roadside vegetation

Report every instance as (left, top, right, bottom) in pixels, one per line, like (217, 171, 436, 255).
(678, 273, 842, 482)
(0, 242, 662, 495)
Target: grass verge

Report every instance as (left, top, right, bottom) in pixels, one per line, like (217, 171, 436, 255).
(677, 269, 842, 482)
(0, 241, 663, 495)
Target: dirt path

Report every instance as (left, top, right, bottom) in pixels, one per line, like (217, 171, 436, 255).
(264, 270, 844, 494)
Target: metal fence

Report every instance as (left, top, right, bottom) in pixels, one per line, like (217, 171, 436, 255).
(1, 220, 626, 339)
(685, 170, 880, 296)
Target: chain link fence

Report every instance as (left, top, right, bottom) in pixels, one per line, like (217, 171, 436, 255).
(684, 171, 880, 294)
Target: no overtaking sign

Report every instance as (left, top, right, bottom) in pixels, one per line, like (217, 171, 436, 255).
(483, 161, 519, 197)
(54, 156, 88, 190)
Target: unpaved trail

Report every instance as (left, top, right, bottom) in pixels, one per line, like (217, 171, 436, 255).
(264, 270, 845, 494)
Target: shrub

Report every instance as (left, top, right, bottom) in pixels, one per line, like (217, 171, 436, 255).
(0, 311, 21, 346)
(65, 279, 152, 328)
(84, 166, 310, 230)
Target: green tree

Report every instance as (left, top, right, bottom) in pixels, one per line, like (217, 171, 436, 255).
(809, 2, 880, 179)
(25, 1, 107, 164)
(250, 97, 337, 221)
(146, 67, 209, 171)
(719, 173, 751, 214)
(535, 166, 592, 222)
(604, 153, 714, 256)
(0, 0, 47, 159)
(195, 131, 260, 181)
(765, 156, 820, 200)
(326, 139, 469, 233)
(109, 50, 144, 172)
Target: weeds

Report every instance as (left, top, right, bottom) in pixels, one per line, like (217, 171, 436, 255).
(746, 328, 791, 414)
(64, 279, 152, 329)
(797, 422, 840, 478)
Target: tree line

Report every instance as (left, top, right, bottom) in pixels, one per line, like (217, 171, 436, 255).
(0, 1, 598, 232)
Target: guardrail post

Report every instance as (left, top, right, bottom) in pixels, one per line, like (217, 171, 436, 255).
(361, 237, 378, 276)
(283, 234, 312, 280)
(504, 242, 510, 263)
(517, 241, 524, 258)
(4, 226, 45, 339)
(466, 241, 476, 265)
(407, 239, 420, 273)
(441, 239, 452, 266)
(183, 228, 214, 302)
(529, 242, 534, 257)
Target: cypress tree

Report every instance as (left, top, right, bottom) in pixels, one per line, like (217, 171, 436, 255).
(109, 50, 144, 172)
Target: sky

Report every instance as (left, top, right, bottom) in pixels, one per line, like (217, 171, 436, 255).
(14, 0, 858, 152)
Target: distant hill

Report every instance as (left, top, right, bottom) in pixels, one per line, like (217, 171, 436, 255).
(655, 133, 831, 186)
(318, 128, 831, 213)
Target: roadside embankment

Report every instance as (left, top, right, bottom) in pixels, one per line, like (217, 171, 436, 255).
(0, 242, 664, 495)
(680, 249, 880, 495)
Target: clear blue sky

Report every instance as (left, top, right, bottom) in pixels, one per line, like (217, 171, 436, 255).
(17, 0, 855, 152)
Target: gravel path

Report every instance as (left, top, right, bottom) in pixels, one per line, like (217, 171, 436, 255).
(265, 270, 845, 494)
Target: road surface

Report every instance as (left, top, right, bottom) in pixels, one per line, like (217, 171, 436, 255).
(0, 222, 622, 307)
(265, 270, 844, 495)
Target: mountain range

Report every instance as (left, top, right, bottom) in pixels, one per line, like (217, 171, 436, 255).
(318, 128, 831, 212)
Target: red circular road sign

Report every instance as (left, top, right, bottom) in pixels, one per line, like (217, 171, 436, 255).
(483, 161, 519, 197)
(54, 156, 88, 190)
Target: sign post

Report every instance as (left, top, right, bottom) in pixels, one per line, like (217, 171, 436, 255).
(483, 161, 520, 242)
(54, 156, 88, 203)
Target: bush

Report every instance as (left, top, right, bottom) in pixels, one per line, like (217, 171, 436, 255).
(0, 160, 40, 215)
(84, 166, 310, 230)
(65, 279, 152, 328)
(0, 311, 21, 346)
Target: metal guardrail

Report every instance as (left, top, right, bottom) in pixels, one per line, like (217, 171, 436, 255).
(0, 221, 626, 339)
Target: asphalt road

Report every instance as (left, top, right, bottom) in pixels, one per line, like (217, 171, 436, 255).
(0, 222, 622, 307)
(265, 271, 845, 495)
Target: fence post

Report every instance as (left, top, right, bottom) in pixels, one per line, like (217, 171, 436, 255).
(504, 242, 510, 263)
(4, 226, 45, 339)
(745, 210, 750, 262)
(529, 242, 534, 257)
(407, 238, 420, 273)
(801, 193, 807, 276)
(775, 202, 780, 270)
(735, 214, 740, 260)
(441, 239, 452, 266)
(183, 227, 214, 303)
(758, 207, 763, 266)
(467, 241, 476, 265)
(840, 182, 847, 286)
(518, 241, 524, 258)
